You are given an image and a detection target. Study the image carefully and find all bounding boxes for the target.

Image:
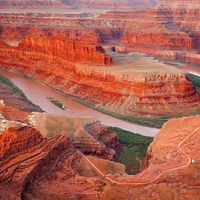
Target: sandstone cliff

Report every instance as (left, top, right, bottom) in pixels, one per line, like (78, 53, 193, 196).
(117, 0, 200, 62)
(1, 0, 200, 64)
(0, 36, 200, 117)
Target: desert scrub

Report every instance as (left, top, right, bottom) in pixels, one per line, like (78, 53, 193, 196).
(109, 126, 153, 174)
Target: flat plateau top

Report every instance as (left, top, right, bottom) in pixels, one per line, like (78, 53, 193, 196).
(86, 51, 185, 77)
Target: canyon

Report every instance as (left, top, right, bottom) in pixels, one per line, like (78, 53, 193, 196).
(0, 0, 163, 11)
(1, 0, 200, 64)
(0, 36, 200, 119)
(1, 0, 200, 199)
(0, 98, 200, 199)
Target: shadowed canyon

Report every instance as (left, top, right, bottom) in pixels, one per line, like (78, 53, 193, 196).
(1, 0, 200, 199)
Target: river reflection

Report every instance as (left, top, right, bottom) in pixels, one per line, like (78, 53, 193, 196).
(0, 69, 159, 137)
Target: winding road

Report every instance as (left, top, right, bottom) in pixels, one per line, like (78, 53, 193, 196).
(81, 126, 200, 186)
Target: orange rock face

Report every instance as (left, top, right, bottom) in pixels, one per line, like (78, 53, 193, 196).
(0, 36, 200, 116)
(17, 36, 112, 65)
(0, 125, 72, 200)
(0, 126, 43, 160)
(116, 0, 200, 62)
(1, 113, 200, 199)
(1, 0, 200, 64)
(0, 102, 125, 199)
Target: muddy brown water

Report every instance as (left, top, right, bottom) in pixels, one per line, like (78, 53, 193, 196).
(0, 69, 160, 137)
(159, 60, 200, 76)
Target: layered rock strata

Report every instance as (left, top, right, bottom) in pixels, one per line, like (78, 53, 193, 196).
(33, 113, 122, 160)
(117, 0, 200, 63)
(0, 126, 71, 200)
(0, 36, 200, 116)
(1, 114, 200, 199)
(1, 0, 200, 63)
(0, 116, 125, 200)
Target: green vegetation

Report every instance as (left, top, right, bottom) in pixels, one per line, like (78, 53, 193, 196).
(73, 99, 170, 128)
(50, 100, 64, 109)
(47, 97, 67, 110)
(109, 127, 153, 174)
(0, 75, 42, 111)
(0, 74, 27, 98)
(163, 62, 179, 66)
(188, 73, 200, 89)
(20, 74, 38, 82)
(154, 57, 200, 68)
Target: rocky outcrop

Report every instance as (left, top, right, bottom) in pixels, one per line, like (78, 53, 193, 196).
(1, 0, 200, 63)
(122, 32, 195, 50)
(0, 36, 200, 116)
(141, 0, 200, 22)
(17, 36, 112, 65)
(0, 24, 101, 44)
(0, 125, 72, 200)
(0, 115, 125, 200)
(0, 126, 43, 160)
(20, 115, 200, 200)
(118, 0, 200, 60)
(145, 115, 200, 168)
(1, 95, 200, 199)
(0, 35, 111, 65)
(33, 113, 122, 160)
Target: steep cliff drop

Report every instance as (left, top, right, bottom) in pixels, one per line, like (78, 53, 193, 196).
(0, 36, 200, 120)
(0, 98, 200, 199)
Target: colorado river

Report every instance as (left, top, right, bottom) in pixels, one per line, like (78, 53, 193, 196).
(0, 69, 160, 137)
(159, 60, 200, 76)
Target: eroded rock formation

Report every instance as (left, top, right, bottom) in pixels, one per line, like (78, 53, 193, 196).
(33, 113, 122, 160)
(1, 107, 200, 199)
(0, 104, 126, 200)
(1, 0, 200, 63)
(117, 0, 200, 63)
(0, 36, 199, 117)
